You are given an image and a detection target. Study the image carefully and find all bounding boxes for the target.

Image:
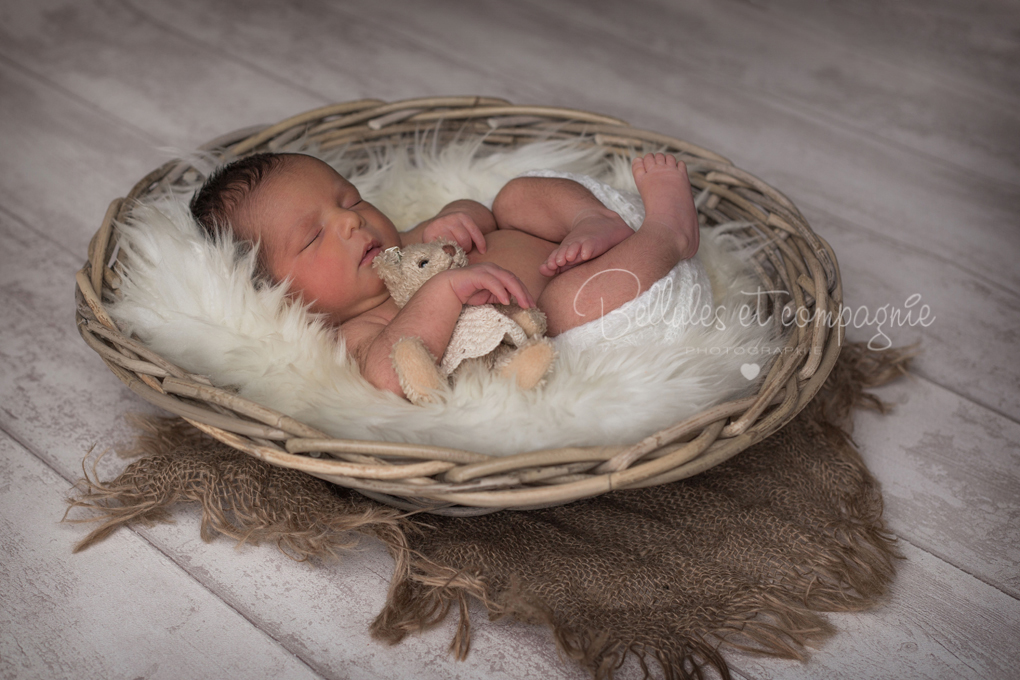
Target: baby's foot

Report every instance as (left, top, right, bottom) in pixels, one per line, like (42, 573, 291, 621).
(632, 153, 699, 260)
(539, 211, 634, 277)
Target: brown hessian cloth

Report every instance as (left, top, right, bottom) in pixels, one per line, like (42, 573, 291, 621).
(65, 342, 917, 680)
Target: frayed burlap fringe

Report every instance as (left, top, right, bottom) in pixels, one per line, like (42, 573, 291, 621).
(66, 341, 917, 680)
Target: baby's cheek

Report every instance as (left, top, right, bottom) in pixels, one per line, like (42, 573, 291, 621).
(297, 264, 336, 300)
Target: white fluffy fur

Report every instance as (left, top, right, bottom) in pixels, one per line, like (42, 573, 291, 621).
(110, 137, 785, 456)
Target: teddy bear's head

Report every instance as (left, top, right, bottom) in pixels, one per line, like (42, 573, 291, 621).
(372, 238, 468, 307)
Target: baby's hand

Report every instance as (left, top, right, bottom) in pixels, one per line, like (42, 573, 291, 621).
(439, 263, 535, 308)
(421, 211, 488, 254)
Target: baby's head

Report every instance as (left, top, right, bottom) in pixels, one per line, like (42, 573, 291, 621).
(190, 152, 401, 324)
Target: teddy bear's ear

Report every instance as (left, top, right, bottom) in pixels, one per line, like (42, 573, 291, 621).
(434, 238, 469, 268)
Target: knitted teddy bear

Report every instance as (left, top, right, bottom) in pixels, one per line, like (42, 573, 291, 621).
(372, 239, 556, 405)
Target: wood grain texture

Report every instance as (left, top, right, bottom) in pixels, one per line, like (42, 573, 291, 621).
(729, 542, 1020, 679)
(853, 378, 1020, 597)
(0, 209, 158, 478)
(126, 508, 591, 680)
(0, 60, 161, 258)
(811, 206, 1020, 425)
(760, 0, 1020, 104)
(0, 433, 324, 680)
(559, 0, 1020, 184)
(0, 0, 328, 148)
(1, 0, 1019, 677)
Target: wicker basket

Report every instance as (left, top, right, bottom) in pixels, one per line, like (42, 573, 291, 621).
(75, 96, 843, 516)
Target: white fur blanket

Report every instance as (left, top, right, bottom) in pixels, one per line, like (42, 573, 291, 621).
(110, 138, 785, 456)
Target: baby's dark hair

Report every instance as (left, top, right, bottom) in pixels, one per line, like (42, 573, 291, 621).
(189, 152, 290, 239)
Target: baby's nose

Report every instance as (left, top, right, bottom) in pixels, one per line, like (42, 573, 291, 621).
(333, 207, 362, 235)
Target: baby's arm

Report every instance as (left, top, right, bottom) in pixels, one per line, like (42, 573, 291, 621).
(400, 199, 497, 253)
(357, 263, 534, 397)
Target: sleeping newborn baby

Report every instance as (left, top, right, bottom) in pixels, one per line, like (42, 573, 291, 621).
(190, 151, 700, 399)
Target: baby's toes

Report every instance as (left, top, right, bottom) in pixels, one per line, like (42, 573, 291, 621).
(550, 248, 570, 269)
(566, 241, 583, 262)
(632, 156, 647, 178)
(579, 241, 593, 260)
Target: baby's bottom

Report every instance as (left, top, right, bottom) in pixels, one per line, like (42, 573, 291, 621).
(537, 228, 684, 336)
(498, 155, 699, 336)
(469, 227, 686, 338)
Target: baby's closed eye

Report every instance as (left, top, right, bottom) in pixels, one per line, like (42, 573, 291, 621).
(302, 229, 322, 251)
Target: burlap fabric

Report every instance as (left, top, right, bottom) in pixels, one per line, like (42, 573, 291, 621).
(66, 342, 914, 680)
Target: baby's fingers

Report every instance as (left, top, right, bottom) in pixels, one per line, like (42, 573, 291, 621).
(466, 221, 487, 254)
(443, 226, 469, 253)
(491, 268, 535, 308)
(472, 274, 512, 306)
(452, 218, 486, 254)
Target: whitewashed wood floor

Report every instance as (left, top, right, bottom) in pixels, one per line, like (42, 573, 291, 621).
(1, 0, 1018, 678)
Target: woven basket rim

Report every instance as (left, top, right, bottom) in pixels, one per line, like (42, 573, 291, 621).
(75, 95, 843, 515)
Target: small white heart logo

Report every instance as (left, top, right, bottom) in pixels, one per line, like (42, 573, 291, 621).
(740, 363, 760, 380)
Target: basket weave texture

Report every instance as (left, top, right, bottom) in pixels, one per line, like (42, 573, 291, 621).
(75, 96, 843, 515)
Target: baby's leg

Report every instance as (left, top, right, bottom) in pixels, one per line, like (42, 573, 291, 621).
(491, 177, 634, 277)
(536, 153, 699, 336)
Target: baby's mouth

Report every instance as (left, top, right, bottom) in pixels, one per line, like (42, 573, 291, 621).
(361, 241, 382, 266)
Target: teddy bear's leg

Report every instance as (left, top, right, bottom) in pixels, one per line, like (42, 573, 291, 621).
(495, 338, 556, 391)
(391, 336, 447, 405)
(495, 303, 548, 338)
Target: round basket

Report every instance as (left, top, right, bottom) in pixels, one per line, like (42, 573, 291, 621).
(75, 96, 843, 516)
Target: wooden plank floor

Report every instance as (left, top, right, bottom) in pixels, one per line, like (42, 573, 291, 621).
(1, 0, 1017, 677)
